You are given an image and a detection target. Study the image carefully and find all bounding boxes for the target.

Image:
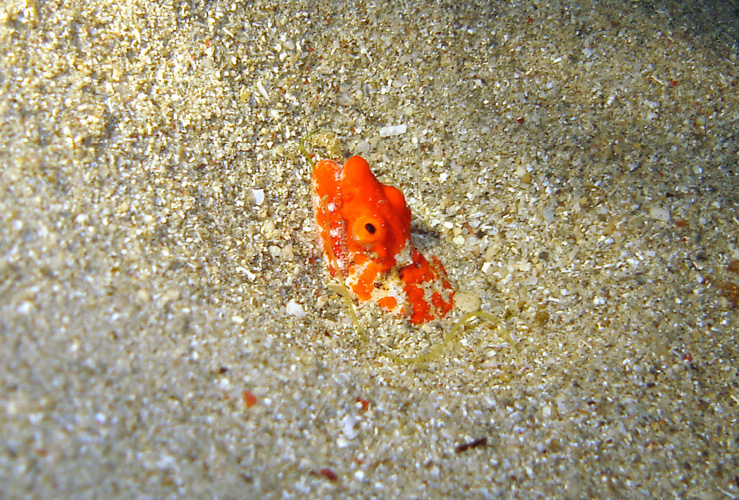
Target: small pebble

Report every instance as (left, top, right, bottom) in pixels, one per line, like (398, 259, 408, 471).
(252, 189, 265, 206)
(285, 300, 307, 319)
(379, 124, 407, 137)
(648, 206, 670, 222)
(455, 292, 482, 313)
(356, 140, 370, 156)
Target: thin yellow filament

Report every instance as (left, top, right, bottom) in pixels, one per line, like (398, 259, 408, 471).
(386, 310, 508, 364)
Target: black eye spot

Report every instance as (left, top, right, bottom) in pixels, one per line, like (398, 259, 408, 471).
(365, 223, 376, 234)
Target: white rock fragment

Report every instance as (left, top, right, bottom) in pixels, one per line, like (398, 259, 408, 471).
(286, 299, 307, 319)
(336, 436, 350, 448)
(542, 404, 552, 418)
(522, 275, 538, 287)
(543, 206, 556, 223)
(262, 220, 275, 236)
(648, 205, 670, 222)
(340, 414, 358, 440)
(252, 188, 265, 206)
(455, 292, 482, 313)
(17, 302, 34, 315)
(256, 80, 269, 101)
(356, 140, 370, 156)
(379, 124, 407, 137)
(156, 453, 176, 469)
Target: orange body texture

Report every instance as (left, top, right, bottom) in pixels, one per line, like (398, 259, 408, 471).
(312, 156, 454, 324)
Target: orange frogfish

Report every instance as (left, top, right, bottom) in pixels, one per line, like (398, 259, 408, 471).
(312, 155, 454, 324)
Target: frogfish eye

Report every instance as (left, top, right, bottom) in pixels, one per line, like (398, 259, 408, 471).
(352, 215, 384, 246)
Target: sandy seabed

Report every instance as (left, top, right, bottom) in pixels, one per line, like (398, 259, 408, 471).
(1, 0, 738, 498)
